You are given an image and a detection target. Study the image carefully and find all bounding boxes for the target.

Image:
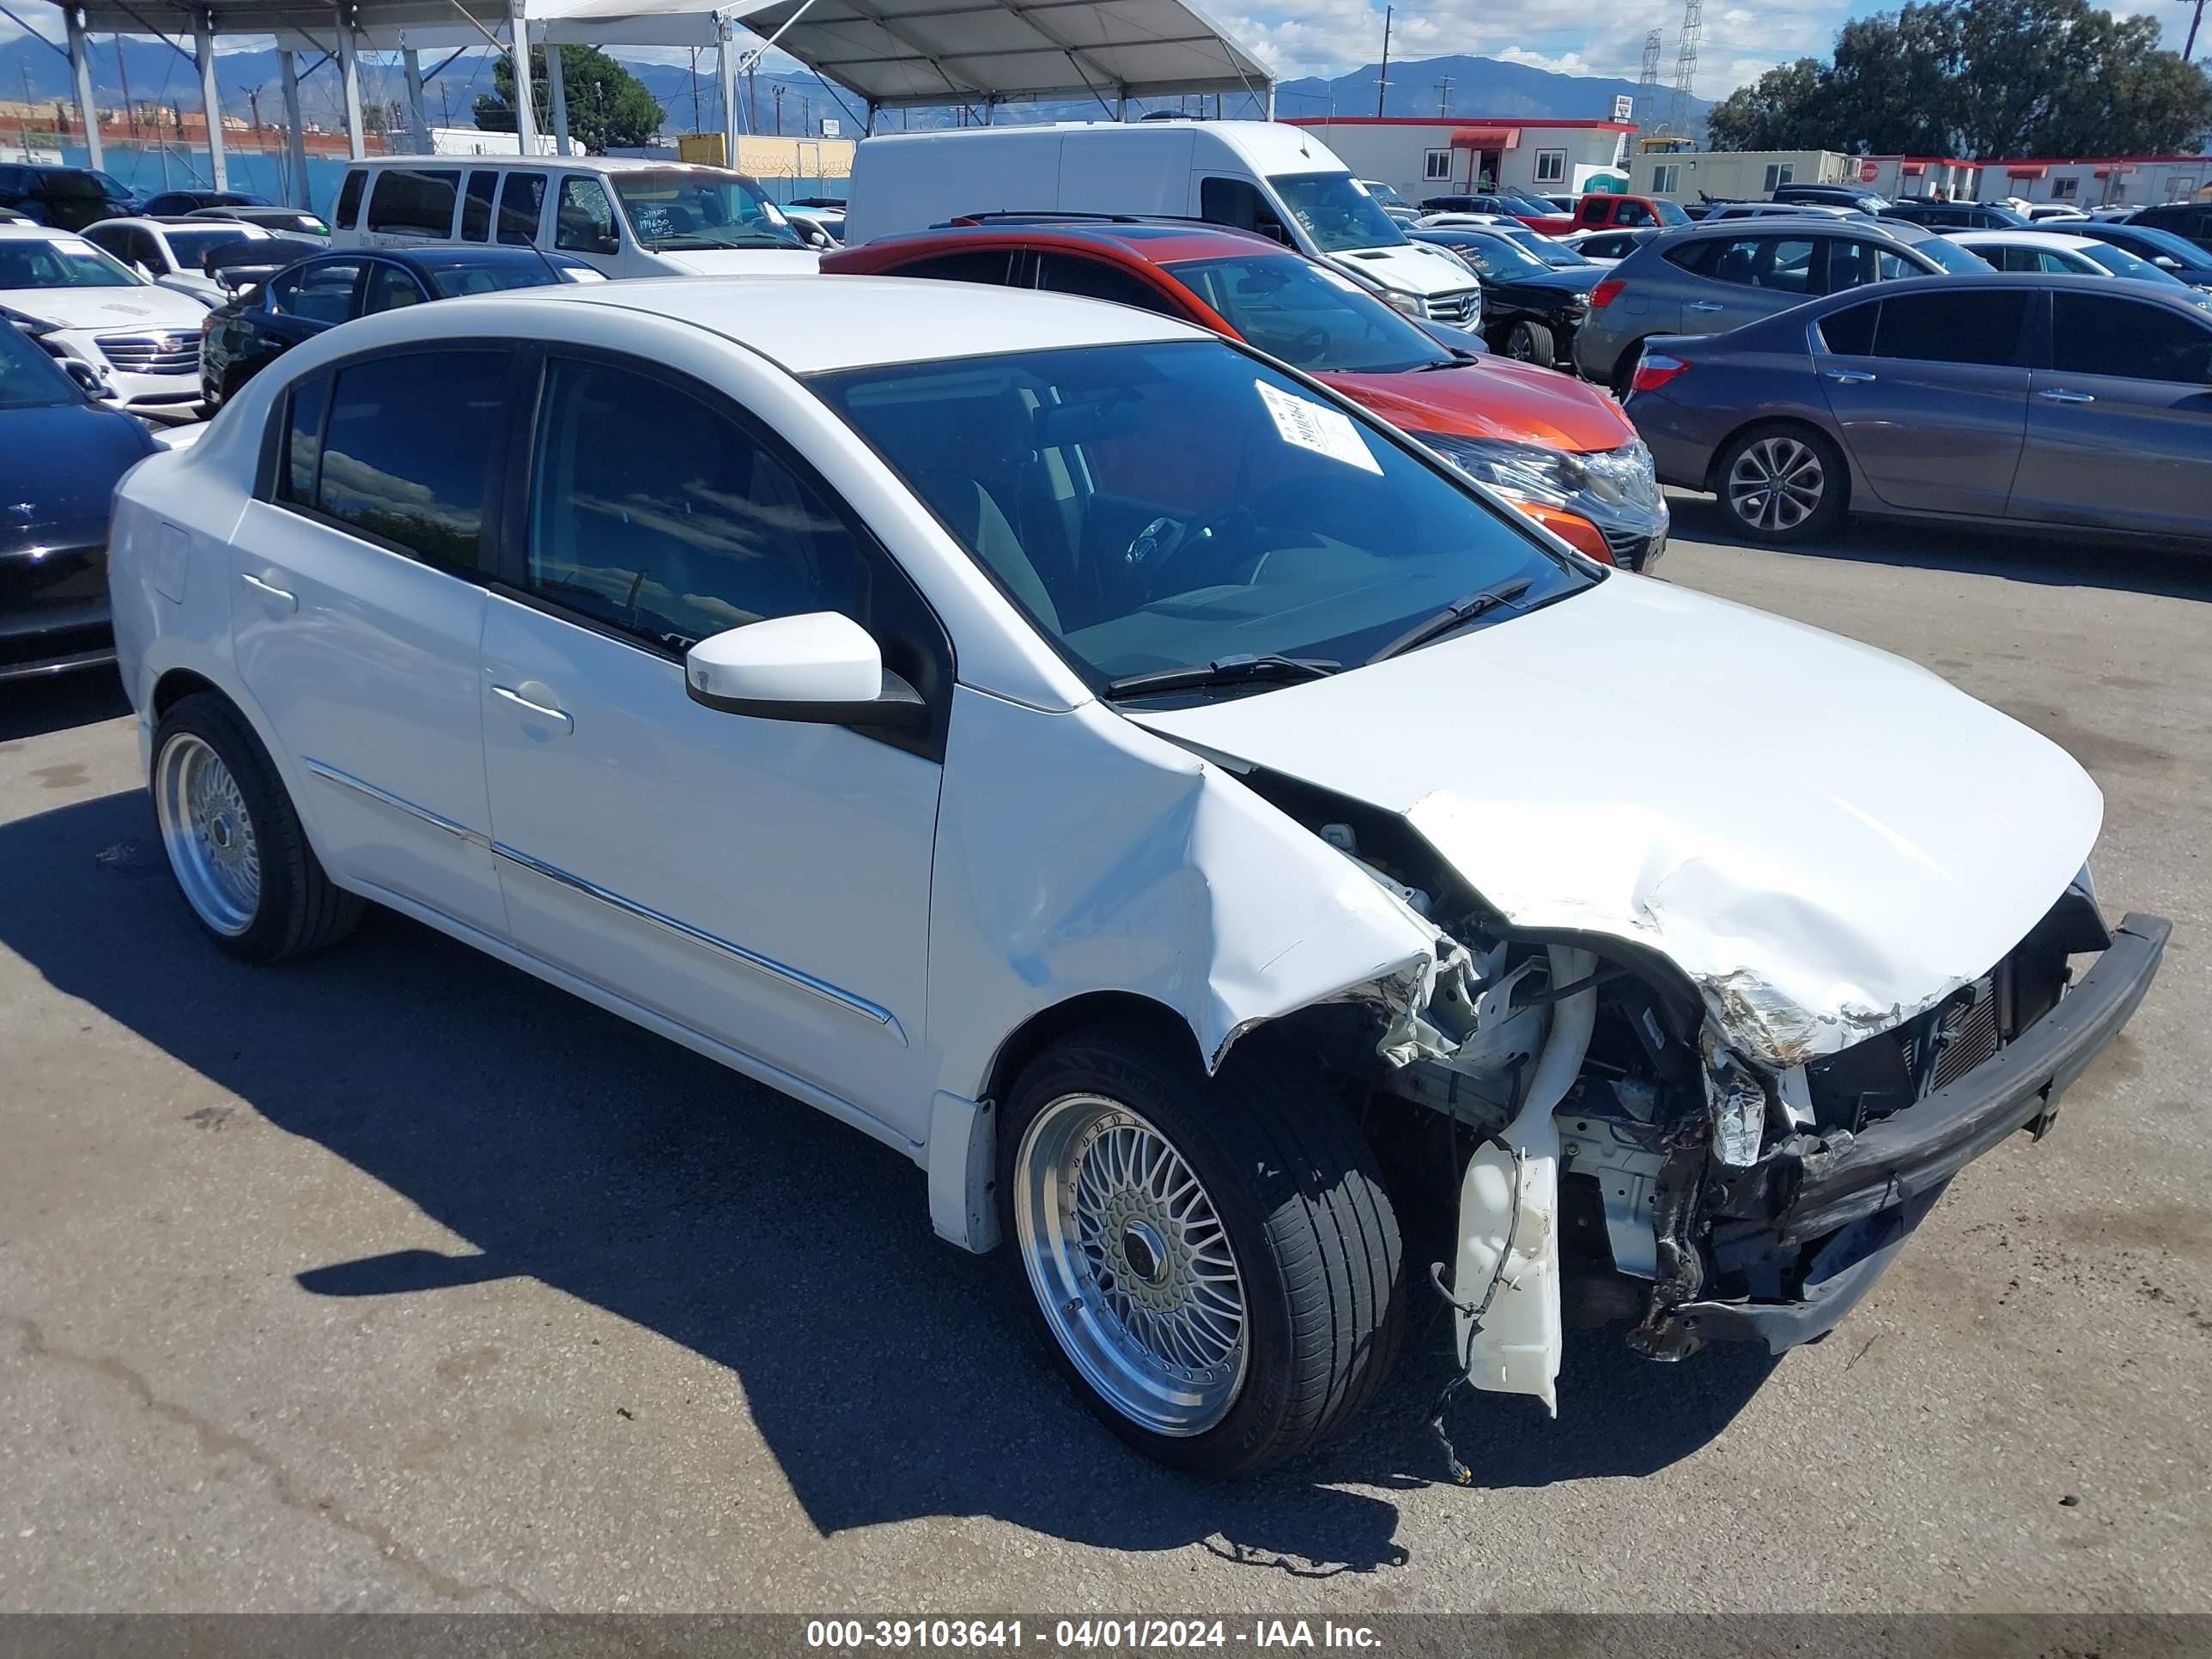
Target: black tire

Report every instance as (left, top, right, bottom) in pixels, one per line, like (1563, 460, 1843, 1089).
(1714, 421, 1849, 544)
(150, 692, 362, 962)
(1608, 339, 1650, 399)
(998, 1024, 1403, 1478)
(1504, 319, 1556, 366)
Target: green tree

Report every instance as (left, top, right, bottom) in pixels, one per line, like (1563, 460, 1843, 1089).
(473, 46, 664, 152)
(1704, 0, 2212, 158)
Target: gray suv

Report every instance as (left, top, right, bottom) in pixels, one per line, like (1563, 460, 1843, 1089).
(1573, 216, 1986, 392)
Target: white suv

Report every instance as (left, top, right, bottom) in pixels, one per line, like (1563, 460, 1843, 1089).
(107, 276, 2166, 1474)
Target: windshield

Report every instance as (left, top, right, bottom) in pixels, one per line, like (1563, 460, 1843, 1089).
(2079, 242, 2184, 284)
(608, 168, 804, 252)
(427, 259, 564, 297)
(40, 170, 110, 200)
(1651, 199, 1692, 226)
(162, 228, 260, 267)
(1267, 172, 1407, 252)
(0, 318, 76, 408)
(812, 340, 1589, 693)
(1442, 234, 1549, 278)
(0, 236, 141, 289)
(1917, 235, 1992, 274)
(1169, 253, 1450, 374)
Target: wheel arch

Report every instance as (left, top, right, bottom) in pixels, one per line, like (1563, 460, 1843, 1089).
(144, 653, 337, 877)
(1703, 413, 1856, 517)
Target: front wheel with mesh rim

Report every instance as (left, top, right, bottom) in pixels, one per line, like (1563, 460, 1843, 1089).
(1717, 423, 1847, 543)
(999, 1026, 1403, 1477)
(151, 693, 362, 962)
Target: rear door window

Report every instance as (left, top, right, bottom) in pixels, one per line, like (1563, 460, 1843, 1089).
(1870, 289, 2030, 365)
(2051, 293, 2212, 384)
(334, 168, 365, 228)
(1816, 299, 1880, 355)
(888, 249, 1016, 285)
(368, 168, 459, 239)
(1661, 238, 1720, 276)
(268, 259, 362, 324)
(1826, 238, 1914, 290)
(362, 262, 428, 313)
(312, 349, 513, 571)
(1705, 235, 1819, 293)
(1034, 252, 1179, 315)
(497, 172, 546, 245)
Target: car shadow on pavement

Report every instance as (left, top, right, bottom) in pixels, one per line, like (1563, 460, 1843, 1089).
(1666, 495, 2212, 604)
(1, 787, 1779, 1575)
(0, 672, 132, 744)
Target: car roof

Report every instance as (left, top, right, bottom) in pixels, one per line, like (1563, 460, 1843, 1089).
(1797, 269, 2207, 307)
(0, 222, 100, 242)
(840, 216, 1285, 268)
(343, 153, 757, 179)
(1674, 213, 1936, 242)
(340, 243, 575, 270)
(447, 274, 1204, 373)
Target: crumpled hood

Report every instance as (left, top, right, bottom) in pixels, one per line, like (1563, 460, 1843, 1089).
(1129, 574, 2105, 1066)
(0, 284, 209, 332)
(651, 247, 823, 276)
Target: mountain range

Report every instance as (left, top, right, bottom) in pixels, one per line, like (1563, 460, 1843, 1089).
(2, 35, 1711, 140)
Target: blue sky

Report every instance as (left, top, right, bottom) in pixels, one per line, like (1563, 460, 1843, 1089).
(0, 0, 2193, 102)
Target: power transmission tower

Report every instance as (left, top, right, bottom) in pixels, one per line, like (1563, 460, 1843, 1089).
(1636, 28, 1662, 128)
(1434, 74, 1452, 116)
(1376, 5, 1392, 117)
(1668, 0, 1702, 139)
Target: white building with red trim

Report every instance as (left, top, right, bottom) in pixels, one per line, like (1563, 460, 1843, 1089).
(1628, 147, 2209, 209)
(1287, 117, 1636, 205)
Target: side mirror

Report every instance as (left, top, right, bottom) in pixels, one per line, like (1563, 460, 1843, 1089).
(594, 231, 621, 256)
(64, 360, 114, 398)
(2155, 256, 2180, 270)
(684, 611, 927, 729)
(132, 260, 155, 280)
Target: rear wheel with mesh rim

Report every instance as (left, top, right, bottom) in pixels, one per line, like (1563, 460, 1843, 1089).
(1000, 1025, 1403, 1477)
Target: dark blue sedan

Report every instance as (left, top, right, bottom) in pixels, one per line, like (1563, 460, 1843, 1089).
(199, 245, 600, 408)
(0, 318, 158, 680)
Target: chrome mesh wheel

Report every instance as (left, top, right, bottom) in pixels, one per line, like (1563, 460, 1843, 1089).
(1013, 1094, 1247, 1437)
(1727, 434, 1828, 532)
(154, 732, 261, 936)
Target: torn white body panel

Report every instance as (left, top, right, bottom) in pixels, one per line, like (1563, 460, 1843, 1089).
(925, 684, 1445, 1103)
(1130, 574, 2105, 1067)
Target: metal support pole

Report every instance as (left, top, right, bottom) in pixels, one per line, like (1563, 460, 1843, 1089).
(65, 9, 103, 171)
(1264, 84, 1275, 120)
(506, 0, 538, 155)
(194, 13, 228, 188)
(719, 20, 739, 158)
(1115, 89, 1125, 120)
(403, 46, 430, 152)
(544, 39, 569, 155)
(864, 97, 877, 136)
(279, 48, 311, 206)
(335, 12, 365, 159)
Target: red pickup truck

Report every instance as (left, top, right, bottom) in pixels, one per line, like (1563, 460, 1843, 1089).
(1517, 192, 1694, 237)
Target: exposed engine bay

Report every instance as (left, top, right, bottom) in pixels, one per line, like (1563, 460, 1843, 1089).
(1248, 781, 2136, 1419)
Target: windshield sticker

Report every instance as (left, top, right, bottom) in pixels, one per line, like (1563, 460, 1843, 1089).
(1255, 380, 1382, 476)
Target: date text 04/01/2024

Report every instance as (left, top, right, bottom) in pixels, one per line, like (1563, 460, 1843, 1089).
(804, 1620, 1383, 1650)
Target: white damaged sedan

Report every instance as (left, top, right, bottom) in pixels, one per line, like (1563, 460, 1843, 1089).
(107, 276, 2169, 1475)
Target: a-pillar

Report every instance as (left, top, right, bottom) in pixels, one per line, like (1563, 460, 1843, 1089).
(193, 11, 228, 189)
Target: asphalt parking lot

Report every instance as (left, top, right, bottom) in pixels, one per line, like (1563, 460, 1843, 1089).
(2, 495, 2208, 1616)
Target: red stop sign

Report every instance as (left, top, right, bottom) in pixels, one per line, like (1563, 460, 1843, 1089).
(1858, 159, 1881, 184)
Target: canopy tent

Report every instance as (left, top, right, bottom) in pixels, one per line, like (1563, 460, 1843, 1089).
(50, 0, 1270, 204)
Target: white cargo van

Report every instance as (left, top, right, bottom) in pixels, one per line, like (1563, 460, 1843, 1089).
(843, 119, 1481, 324)
(327, 155, 820, 279)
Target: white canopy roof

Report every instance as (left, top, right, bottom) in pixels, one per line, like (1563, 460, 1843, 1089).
(73, 0, 1272, 109)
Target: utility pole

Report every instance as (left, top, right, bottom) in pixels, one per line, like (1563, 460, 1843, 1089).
(690, 47, 701, 131)
(2182, 0, 2205, 61)
(771, 82, 783, 135)
(116, 38, 137, 139)
(802, 94, 811, 134)
(1375, 5, 1391, 117)
(1434, 74, 1451, 116)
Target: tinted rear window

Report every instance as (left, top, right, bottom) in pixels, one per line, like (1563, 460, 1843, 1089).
(497, 172, 546, 245)
(368, 169, 459, 238)
(461, 170, 497, 242)
(1817, 299, 1879, 356)
(1871, 289, 2029, 365)
(334, 169, 364, 228)
(313, 350, 510, 570)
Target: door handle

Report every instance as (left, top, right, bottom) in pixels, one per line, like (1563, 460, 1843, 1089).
(1687, 301, 1724, 312)
(1824, 369, 1877, 384)
(2037, 387, 2096, 404)
(491, 683, 574, 734)
(239, 570, 296, 611)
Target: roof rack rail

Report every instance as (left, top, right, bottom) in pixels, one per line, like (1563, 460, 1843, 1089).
(933, 210, 1231, 229)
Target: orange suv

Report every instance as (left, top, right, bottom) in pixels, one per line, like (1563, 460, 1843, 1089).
(823, 216, 1668, 570)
